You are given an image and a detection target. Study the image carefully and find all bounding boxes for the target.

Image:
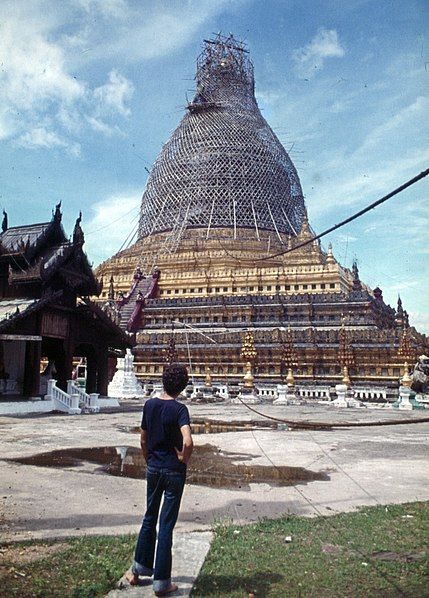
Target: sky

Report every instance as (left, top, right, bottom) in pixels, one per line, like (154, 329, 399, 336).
(1, 0, 428, 331)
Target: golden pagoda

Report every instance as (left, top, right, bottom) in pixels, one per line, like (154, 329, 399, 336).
(96, 35, 428, 387)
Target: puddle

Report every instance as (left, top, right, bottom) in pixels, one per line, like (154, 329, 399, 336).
(117, 419, 280, 435)
(9, 445, 330, 490)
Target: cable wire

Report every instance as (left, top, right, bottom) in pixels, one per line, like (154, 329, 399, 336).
(85, 204, 140, 236)
(231, 393, 429, 429)
(222, 168, 429, 263)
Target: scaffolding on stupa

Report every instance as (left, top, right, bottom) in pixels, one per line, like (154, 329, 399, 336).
(136, 33, 306, 274)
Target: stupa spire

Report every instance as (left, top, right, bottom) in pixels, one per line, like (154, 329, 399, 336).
(138, 34, 305, 246)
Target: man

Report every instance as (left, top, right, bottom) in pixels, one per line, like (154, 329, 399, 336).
(129, 363, 193, 596)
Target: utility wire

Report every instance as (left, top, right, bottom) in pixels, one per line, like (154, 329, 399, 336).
(85, 204, 140, 236)
(232, 394, 429, 429)
(224, 168, 429, 263)
(117, 218, 139, 254)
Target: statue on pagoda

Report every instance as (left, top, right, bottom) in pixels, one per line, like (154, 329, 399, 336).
(338, 320, 354, 387)
(280, 326, 297, 387)
(397, 327, 415, 387)
(240, 330, 257, 388)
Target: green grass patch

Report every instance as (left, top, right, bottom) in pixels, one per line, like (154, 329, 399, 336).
(0, 503, 427, 597)
(192, 502, 428, 597)
(0, 534, 136, 597)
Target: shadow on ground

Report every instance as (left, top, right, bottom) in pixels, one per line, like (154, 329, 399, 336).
(192, 572, 283, 596)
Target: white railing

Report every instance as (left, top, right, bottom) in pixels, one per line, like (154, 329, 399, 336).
(67, 380, 100, 412)
(353, 387, 387, 401)
(255, 385, 277, 400)
(298, 386, 331, 400)
(46, 379, 81, 415)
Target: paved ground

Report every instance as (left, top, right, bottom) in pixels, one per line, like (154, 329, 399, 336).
(1, 402, 428, 543)
(1, 402, 428, 595)
(107, 531, 213, 598)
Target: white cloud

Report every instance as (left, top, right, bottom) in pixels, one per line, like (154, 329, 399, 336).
(309, 149, 429, 219)
(0, 8, 85, 111)
(0, 0, 238, 154)
(77, 0, 128, 19)
(408, 312, 429, 335)
(86, 116, 123, 137)
(292, 28, 345, 79)
(0, 1, 134, 154)
(256, 90, 281, 105)
(84, 192, 141, 265)
(14, 127, 81, 156)
(93, 70, 134, 117)
(356, 96, 428, 155)
(84, 0, 247, 62)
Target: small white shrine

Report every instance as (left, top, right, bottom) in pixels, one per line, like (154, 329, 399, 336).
(108, 349, 145, 399)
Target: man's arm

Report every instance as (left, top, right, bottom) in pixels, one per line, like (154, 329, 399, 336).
(140, 429, 148, 463)
(175, 424, 193, 465)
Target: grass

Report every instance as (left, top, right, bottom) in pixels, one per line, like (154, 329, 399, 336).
(0, 502, 427, 597)
(192, 502, 428, 597)
(0, 534, 136, 597)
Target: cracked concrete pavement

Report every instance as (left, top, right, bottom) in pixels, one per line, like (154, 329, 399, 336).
(1, 403, 428, 544)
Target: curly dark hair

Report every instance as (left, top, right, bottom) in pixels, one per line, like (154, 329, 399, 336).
(162, 363, 189, 397)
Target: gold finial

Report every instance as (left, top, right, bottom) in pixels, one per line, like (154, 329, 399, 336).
(338, 321, 354, 388)
(400, 362, 412, 388)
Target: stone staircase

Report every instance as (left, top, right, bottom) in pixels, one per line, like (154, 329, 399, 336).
(119, 275, 158, 330)
(44, 379, 100, 414)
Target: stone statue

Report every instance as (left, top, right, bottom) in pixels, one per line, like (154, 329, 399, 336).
(411, 355, 429, 394)
(2, 210, 8, 233)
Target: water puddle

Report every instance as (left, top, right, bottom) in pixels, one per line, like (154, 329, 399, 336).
(117, 419, 280, 435)
(9, 445, 330, 490)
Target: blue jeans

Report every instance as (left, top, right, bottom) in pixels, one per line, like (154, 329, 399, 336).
(133, 466, 186, 592)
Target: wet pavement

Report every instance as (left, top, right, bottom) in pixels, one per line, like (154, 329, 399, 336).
(0, 402, 428, 542)
(8, 444, 331, 489)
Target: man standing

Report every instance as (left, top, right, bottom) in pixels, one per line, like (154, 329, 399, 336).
(129, 363, 193, 596)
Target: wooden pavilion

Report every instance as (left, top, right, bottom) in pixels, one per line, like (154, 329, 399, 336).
(0, 204, 130, 397)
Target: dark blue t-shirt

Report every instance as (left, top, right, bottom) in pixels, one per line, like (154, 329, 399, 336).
(141, 397, 190, 472)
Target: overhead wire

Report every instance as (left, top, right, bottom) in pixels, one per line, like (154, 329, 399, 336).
(305, 428, 381, 505)
(232, 393, 429, 429)
(116, 215, 139, 254)
(219, 168, 429, 264)
(85, 204, 140, 236)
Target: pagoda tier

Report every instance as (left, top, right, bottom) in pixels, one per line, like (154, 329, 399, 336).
(94, 35, 428, 386)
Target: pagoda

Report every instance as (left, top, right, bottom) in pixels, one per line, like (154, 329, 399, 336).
(96, 34, 428, 386)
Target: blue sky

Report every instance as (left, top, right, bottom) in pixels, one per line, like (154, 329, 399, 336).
(1, 0, 428, 331)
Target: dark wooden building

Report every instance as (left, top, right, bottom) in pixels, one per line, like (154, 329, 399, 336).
(0, 204, 130, 397)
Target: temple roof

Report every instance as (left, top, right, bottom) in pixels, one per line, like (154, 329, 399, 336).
(0, 293, 61, 332)
(0, 207, 101, 297)
(0, 223, 52, 252)
(0, 298, 37, 323)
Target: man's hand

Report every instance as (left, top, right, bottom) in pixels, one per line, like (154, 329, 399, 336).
(140, 429, 148, 463)
(175, 424, 193, 465)
(174, 447, 187, 463)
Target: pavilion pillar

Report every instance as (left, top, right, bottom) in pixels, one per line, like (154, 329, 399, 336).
(23, 340, 41, 396)
(96, 347, 109, 396)
(86, 350, 98, 394)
